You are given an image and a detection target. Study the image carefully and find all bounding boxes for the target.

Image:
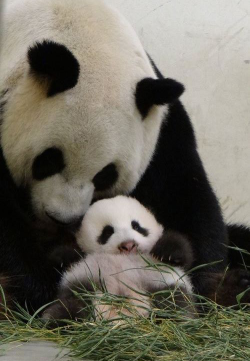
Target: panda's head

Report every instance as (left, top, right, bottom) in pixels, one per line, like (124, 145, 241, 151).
(0, 0, 184, 227)
(76, 196, 164, 255)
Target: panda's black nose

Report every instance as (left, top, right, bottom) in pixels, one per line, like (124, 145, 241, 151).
(46, 212, 84, 229)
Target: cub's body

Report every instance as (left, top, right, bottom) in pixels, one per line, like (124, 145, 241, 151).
(44, 197, 194, 320)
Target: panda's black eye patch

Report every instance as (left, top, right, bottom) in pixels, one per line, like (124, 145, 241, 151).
(93, 163, 118, 192)
(98, 225, 114, 245)
(32, 147, 65, 181)
(131, 220, 149, 237)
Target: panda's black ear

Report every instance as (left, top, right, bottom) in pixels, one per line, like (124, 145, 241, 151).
(28, 40, 80, 97)
(135, 78, 185, 118)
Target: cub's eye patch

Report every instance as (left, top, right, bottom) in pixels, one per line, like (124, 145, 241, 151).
(98, 225, 114, 245)
(93, 163, 118, 192)
(131, 220, 149, 237)
(32, 147, 65, 180)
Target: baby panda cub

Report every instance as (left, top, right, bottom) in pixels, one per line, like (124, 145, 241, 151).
(43, 196, 194, 321)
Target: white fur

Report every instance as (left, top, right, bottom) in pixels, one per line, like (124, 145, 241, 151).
(62, 254, 193, 295)
(0, 0, 167, 224)
(61, 197, 193, 318)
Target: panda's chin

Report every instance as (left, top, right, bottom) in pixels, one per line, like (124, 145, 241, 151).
(30, 175, 94, 230)
(32, 214, 82, 236)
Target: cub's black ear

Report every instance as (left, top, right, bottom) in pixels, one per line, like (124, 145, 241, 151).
(135, 78, 185, 118)
(28, 40, 80, 97)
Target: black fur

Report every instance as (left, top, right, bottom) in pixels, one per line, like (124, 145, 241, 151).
(93, 163, 119, 191)
(43, 281, 94, 323)
(227, 224, 250, 268)
(197, 268, 250, 307)
(131, 220, 149, 237)
(32, 147, 65, 181)
(151, 285, 196, 318)
(28, 40, 80, 97)
(151, 231, 194, 271)
(135, 77, 185, 118)
(98, 225, 114, 245)
(43, 296, 90, 324)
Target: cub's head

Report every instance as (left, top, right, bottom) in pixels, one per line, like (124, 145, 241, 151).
(0, 0, 184, 228)
(77, 196, 164, 255)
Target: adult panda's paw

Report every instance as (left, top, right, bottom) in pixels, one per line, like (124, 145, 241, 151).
(202, 269, 250, 307)
(219, 269, 250, 306)
(151, 230, 194, 270)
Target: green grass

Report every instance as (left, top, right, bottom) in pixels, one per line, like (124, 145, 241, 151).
(1, 250, 250, 361)
(0, 291, 250, 361)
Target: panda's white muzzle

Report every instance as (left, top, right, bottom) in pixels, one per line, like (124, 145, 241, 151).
(31, 174, 95, 226)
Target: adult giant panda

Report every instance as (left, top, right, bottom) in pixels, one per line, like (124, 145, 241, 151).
(0, 0, 249, 313)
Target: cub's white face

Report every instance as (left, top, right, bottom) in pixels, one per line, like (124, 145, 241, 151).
(0, 0, 166, 226)
(77, 196, 164, 255)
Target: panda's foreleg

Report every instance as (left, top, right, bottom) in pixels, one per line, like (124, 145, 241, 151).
(42, 278, 96, 322)
(151, 230, 194, 271)
(42, 295, 90, 325)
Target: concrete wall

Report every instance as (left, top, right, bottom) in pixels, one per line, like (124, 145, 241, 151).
(109, 0, 250, 226)
(0, 0, 2, 45)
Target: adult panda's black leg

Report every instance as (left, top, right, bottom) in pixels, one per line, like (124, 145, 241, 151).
(196, 269, 250, 307)
(227, 224, 250, 268)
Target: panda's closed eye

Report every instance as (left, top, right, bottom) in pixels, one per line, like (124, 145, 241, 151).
(98, 225, 114, 245)
(92, 163, 118, 192)
(131, 221, 149, 237)
(32, 147, 65, 181)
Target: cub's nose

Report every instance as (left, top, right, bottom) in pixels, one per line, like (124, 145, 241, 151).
(119, 241, 137, 254)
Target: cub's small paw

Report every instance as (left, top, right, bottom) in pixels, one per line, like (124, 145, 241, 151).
(151, 230, 194, 270)
(48, 245, 83, 270)
(42, 296, 91, 325)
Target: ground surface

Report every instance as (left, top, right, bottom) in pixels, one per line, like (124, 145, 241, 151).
(0, 342, 73, 361)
